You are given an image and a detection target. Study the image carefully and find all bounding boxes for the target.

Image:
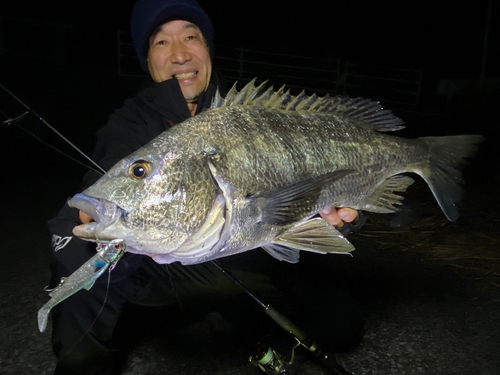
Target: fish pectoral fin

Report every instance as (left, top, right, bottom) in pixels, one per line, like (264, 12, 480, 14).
(271, 218, 355, 255)
(251, 170, 355, 225)
(362, 175, 414, 213)
(175, 195, 226, 256)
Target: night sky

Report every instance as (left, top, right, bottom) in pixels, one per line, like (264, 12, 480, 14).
(0, 0, 498, 169)
(2, 0, 498, 76)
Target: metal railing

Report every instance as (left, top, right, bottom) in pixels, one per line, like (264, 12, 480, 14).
(343, 62, 423, 108)
(115, 29, 423, 108)
(214, 46, 341, 95)
(117, 29, 146, 77)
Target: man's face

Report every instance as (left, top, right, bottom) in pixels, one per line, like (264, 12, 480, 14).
(147, 20, 212, 103)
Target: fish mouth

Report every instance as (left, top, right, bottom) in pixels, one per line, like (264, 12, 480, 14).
(67, 193, 124, 241)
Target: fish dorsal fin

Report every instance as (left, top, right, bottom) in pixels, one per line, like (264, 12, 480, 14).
(212, 78, 405, 132)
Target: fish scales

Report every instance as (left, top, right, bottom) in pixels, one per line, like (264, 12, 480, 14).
(68, 79, 483, 265)
(196, 106, 420, 205)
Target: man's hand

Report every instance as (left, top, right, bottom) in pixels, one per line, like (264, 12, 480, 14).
(319, 206, 359, 228)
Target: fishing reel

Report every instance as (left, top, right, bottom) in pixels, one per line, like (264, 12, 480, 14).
(249, 335, 300, 375)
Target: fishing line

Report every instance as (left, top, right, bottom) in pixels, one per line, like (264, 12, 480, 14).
(6, 120, 104, 175)
(0, 82, 106, 175)
(61, 263, 115, 359)
(165, 264, 184, 310)
(1, 86, 113, 345)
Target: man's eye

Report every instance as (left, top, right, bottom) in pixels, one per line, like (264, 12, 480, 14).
(186, 35, 197, 41)
(155, 40, 167, 45)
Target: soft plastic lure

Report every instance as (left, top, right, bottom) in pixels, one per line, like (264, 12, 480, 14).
(37, 239, 126, 332)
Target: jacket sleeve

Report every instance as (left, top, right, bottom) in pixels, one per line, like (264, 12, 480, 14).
(336, 211, 367, 237)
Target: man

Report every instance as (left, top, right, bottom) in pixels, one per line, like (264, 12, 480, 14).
(48, 0, 362, 374)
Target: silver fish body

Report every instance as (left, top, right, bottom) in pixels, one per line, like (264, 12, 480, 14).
(37, 239, 126, 332)
(68, 80, 483, 265)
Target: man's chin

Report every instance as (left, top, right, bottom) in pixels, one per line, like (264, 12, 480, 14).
(180, 86, 203, 102)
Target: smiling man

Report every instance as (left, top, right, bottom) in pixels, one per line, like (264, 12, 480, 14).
(48, 1, 362, 374)
(147, 20, 212, 115)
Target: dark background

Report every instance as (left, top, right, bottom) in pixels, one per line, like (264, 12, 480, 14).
(1, 2, 499, 374)
(1, 0, 498, 210)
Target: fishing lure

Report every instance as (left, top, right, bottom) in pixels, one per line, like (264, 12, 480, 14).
(37, 239, 126, 332)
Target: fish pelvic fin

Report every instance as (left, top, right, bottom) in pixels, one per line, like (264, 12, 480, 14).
(418, 135, 485, 222)
(362, 175, 415, 213)
(212, 79, 405, 131)
(251, 170, 354, 225)
(262, 244, 301, 263)
(263, 218, 355, 263)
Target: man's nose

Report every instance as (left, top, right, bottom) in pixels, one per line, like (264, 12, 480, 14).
(170, 42, 192, 64)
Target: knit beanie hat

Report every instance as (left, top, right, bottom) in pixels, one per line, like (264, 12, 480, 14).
(131, 0, 214, 74)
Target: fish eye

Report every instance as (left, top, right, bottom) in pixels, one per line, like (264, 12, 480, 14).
(128, 160, 152, 180)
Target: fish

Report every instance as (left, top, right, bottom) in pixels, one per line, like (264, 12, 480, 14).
(37, 239, 126, 332)
(68, 79, 484, 265)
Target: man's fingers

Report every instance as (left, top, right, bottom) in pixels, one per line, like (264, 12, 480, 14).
(337, 207, 359, 224)
(79, 210, 94, 224)
(319, 207, 344, 227)
(319, 206, 360, 228)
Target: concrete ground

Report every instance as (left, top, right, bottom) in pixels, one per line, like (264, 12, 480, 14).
(1, 128, 499, 375)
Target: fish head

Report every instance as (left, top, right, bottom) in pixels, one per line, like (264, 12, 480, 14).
(69, 132, 220, 261)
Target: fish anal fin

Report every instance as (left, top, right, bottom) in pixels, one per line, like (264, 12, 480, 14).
(271, 218, 355, 256)
(362, 175, 414, 213)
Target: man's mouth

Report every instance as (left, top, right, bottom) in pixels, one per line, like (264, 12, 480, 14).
(173, 71, 197, 79)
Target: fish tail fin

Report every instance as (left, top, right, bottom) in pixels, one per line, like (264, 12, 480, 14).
(417, 135, 484, 222)
(37, 302, 52, 333)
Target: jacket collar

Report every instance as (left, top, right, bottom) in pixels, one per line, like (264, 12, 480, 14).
(138, 71, 226, 122)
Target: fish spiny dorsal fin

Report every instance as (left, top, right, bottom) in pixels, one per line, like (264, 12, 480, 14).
(214, 78, 405, 132)
(267, 85, 287, 108)
(212, 87, 224, 108)
(216, 82, 239, 107)
(246, 80, 268, 104)
(234, 78, 261, 105)
(286, 90, 308, 111)
(254, 85, 276, 106)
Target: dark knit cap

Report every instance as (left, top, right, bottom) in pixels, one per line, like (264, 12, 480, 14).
(130, 0, 214, 73)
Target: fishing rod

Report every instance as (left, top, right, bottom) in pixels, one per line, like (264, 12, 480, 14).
(211, 260, 352, 375)
(0, 82, 106, 175)
(3, 83, 353, 374)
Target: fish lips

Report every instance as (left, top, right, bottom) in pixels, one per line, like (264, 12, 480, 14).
(68, 193, 123, 241)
